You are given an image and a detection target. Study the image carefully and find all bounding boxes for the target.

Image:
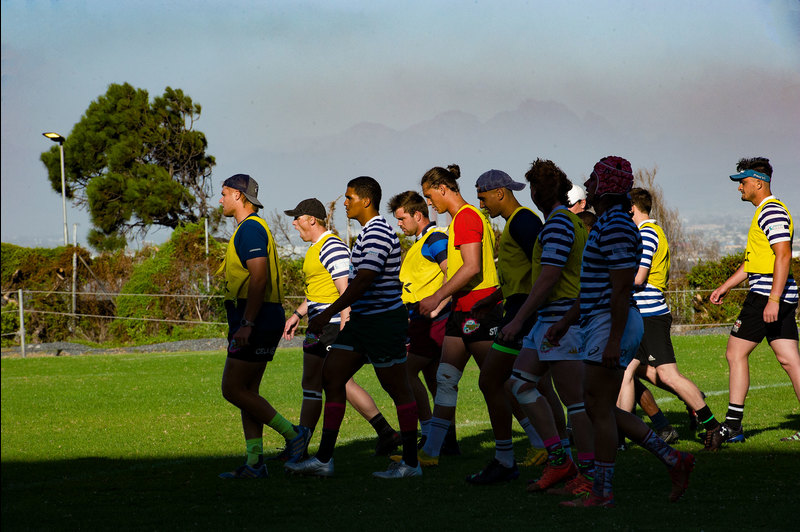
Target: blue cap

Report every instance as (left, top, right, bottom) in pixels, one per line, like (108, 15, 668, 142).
(729, 169, 770, 183)
(475, 169, 526, 192)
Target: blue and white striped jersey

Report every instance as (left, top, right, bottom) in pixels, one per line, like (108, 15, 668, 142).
(350, 215, 404, 315)
(536, 208, 582, 318)
(748, 201, 798, 303)
(634, 223, 670, 316)
(580, 205, 642, 324)
(308, 234, 351, 323)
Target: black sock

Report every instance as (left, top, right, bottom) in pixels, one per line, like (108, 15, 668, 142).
(695, 405, 719, 431)
(725, 403, 745, 431)
(369, 413, 395, 438)
(315, 428, 338, 463)
(401, 430, 418, 467)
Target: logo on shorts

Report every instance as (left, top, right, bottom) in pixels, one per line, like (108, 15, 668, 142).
(588, 346, 600, 357)
(488, 326, 499, 338)
(732, 319, 742, 333)
(648, 355, 656, 362)
(540, 338, 554, 353)
(255, 347, 276, 356)
(303, 332, 320, 350)
(463, 318, 480, 335)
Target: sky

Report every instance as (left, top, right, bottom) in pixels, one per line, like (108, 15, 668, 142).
(2, 0, 799, 250)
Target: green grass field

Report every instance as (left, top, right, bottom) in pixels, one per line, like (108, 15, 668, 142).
(2, 335, 798, 531)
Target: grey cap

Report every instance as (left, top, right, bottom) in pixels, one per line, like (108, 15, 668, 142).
(475, 169, 526, 192)
(223, 174, 263, 208)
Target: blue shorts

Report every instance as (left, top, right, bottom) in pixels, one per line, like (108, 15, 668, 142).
(581, 308, 643, 369)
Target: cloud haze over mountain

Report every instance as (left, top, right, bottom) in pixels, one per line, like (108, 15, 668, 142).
(2, 0, 798, 248)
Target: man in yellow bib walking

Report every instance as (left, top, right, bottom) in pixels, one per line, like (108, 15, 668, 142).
(708, 157, 800, 448)
(217, 174, 306, 478)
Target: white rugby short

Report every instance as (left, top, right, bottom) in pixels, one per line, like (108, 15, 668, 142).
(581, 307, 643, 368)
(522, 318, 584, 361)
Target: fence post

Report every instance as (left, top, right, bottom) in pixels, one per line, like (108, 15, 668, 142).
(204, 218, 210, 292)
(18, 289, 26, 358)
(72, 224, 78, 331)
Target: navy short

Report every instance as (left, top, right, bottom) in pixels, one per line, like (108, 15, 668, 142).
(491, 293, 538, 355)
(731, 291, 799, 344)
(225, 300, 284, 362)
(445, 303, 503, 344)
(302, 322, 340, 358)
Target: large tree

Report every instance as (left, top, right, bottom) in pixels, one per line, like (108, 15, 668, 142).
(41, 83, 216, 251)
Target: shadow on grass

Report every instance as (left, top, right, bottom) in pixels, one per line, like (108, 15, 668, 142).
(4, 428, 799, 531)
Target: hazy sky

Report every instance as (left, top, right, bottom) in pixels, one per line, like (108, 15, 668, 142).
(2, 0, 799, 248)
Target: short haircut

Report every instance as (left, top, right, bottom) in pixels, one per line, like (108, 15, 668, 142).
(524, 158, 571, 209)
(630, 188, 652, 215)
(736, 157, 773, 178)
(577, 210, 598, 231)
(347, 176, 382, 208)
(388, 190, 429, 218)
(421, 164, 461, 192)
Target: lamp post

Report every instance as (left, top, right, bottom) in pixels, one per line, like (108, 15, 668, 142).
(43, 132, 68, 246)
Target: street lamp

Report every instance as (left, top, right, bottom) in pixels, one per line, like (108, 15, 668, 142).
(43, 132, 68, 245)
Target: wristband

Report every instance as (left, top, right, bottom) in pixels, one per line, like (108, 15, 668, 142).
(768, 295, 781, 304)
(293, 310, 304, 319)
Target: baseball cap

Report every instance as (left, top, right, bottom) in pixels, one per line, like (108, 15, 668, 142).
(284, 198, 327, 220)
(222, 174, 263, 208)
(475, 169, 526, 192)
(567, 184, 587, 205)
(729, 169, 770, 183)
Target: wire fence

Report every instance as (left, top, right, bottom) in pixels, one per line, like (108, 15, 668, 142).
(6, 285, 793, 358)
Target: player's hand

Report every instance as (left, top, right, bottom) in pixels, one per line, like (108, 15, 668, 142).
(419, 294, 440, 317)
(601, 345, 621, 369)
(763, 300, 779, 323)
(283, 314, 299, 341)
(709, 286, 727, 305)
(544, 319, 568, 347)
(233, 325, 252, 347)
(499, 318, 523, 343)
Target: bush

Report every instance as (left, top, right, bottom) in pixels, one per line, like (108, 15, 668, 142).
(111, 222, 226, 343)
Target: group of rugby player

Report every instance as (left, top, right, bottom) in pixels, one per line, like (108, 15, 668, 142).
(215, 155, 799, 509)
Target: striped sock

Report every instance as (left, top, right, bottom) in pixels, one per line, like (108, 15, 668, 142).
(725, 403, 745, 431)
(518, 417, 544, 448)
(494, 439, 515, 468)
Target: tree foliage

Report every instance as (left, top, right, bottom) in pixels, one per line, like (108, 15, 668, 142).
(634, 166, 714, 276)
(40, 83, 216, 251)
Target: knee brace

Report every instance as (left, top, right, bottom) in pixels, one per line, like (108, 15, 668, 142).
(302, 388, 323, 402)
(434, 363, 462, 407)
(510, 370, 541, 405)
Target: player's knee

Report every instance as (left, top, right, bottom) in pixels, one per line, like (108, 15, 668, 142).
(510, 370, 541, 405)
(435, 363, 462, 407)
